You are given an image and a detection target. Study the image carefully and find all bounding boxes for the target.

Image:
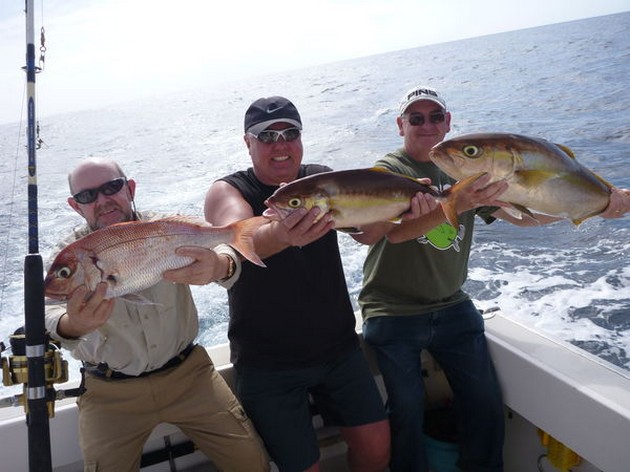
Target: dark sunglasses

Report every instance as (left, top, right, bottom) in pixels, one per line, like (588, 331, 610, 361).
(249, 127, 301, 144)
(405, 111, 446, 126)
(72, 177, 127, 204)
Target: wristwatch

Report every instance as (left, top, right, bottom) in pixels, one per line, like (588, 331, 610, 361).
(219, 254, 236, 282)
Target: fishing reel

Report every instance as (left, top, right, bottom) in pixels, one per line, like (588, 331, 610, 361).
(0, 327, 81, 416)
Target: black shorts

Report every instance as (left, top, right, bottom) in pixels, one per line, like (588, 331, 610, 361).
(235, 347, 387, 471)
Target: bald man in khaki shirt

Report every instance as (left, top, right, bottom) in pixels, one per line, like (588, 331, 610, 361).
(45, 157, 268, 472)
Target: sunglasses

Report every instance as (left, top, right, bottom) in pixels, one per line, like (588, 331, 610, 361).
(249, 127, 301, 144)
(405, 111, 446, 126)
(72, 177, 127, 204)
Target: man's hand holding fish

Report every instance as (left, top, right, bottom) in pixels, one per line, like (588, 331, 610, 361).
(57, 282, 113, 339)
(599, 187, 630, 218)
(163, 245, 235, 286)
(260, 205, 335, 251)
(400, 191, 440, 221)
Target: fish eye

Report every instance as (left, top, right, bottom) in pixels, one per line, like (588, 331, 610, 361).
(288, 198, 302, 208)
(56, 266, 73, 279)
(462, 145, 480, 157)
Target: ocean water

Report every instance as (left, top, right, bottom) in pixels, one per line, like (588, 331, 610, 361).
(0, 12, 628, 397)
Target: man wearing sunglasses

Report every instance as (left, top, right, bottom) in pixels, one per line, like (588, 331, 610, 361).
(351, 85, 512, 472)
(45, 157, 269, 472)
(354, 85, 630, 472)
(204, 97, 390, 472)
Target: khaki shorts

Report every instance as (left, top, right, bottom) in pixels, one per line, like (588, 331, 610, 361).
(79, 346, 269, 472)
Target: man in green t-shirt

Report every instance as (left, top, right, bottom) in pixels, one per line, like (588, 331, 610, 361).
(352, 85, 560, 472)
(355, 85, 630, 472)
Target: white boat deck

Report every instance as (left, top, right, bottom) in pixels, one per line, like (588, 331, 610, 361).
(1, 311, 629, 471)
(484, 312, 630, 472)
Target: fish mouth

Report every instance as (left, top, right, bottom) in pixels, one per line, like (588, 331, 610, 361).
(262, 201, 291, 221)
(43, 290, 68, 301)
(262, 207, 281, 220)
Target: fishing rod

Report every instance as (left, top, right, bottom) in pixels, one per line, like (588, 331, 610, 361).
(22, 0, 52, 469)
(1, 4, 85, 470)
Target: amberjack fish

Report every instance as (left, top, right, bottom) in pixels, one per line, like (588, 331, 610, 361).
(429, 133, 613, 225)
(44, 215, 266, 301)
(263, 167, 478, 232)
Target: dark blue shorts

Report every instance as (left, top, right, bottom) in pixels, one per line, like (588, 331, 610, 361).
(234, 347, 387, 472)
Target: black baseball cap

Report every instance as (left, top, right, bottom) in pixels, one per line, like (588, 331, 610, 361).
(244, 96, 302, 135)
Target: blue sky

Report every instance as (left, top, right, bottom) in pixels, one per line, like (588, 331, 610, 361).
(0, 0, 627, 124)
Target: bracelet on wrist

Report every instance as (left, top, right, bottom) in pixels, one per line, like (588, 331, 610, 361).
(219, 254, 236, 282)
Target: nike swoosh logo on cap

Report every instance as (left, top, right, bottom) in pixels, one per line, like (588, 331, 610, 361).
(266, 106, 281, 113)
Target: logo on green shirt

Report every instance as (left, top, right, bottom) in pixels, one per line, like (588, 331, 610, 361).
(417, 223, 465, 252)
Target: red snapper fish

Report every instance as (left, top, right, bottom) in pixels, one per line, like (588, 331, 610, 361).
(263, 167, 481, 231)
(429, 133, 613, 225)
(44, 215, 266, 302)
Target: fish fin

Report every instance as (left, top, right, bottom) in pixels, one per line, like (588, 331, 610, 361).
(387, 217, 403, 224)
(510, 203, 536, 220)
(500, 206, 523, 220)
(502, 203, 538, 222)
(440, 200, 459, 229)
(439, 173, 485, 228)
(555, 143, 576, 158)
(227, 216, 268, 267)
(571, 209, 601, 226)
(367, 166, 393, 173)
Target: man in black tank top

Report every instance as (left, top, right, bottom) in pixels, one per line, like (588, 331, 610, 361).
(204, 97, 390, 472)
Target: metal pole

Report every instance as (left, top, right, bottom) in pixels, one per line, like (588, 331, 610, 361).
(24, 0, 53, 470)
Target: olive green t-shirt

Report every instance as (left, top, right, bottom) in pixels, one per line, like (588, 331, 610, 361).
(359, 149, 496, 320)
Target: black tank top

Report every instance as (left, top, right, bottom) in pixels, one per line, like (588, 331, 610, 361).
(220, 165, 359, 368)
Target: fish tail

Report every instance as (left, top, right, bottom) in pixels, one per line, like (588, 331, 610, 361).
(227, 216, 267, 267)
(439, 173, 486, 228)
